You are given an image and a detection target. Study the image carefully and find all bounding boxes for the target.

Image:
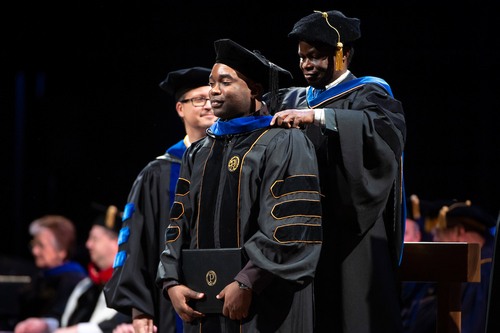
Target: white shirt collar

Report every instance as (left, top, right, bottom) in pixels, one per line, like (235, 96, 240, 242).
(325, 70, 351, 89)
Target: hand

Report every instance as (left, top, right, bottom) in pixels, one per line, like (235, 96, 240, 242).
(167, 284, 205, 322)
(270, 109, 314, 128)
(54, 327, 77, 333)
(113, 323, 136, 333)
(14, 318, 49, 333)
(217, 281, 252, 321)
(132, 316, 158, 333)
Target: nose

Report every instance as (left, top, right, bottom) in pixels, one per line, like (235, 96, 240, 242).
(209, 83, 221, 95)
(300, 58, 313, 70)
(204, 99, 212, 109)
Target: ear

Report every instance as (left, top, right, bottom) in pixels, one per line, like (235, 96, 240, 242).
(176, 101, 185, 119)
(58, 248, 68, 261)
(457, 225, 466, 234)
(249, 82, 264, 100)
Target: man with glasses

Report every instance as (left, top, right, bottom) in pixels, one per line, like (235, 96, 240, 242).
(104, 67, 217, 333)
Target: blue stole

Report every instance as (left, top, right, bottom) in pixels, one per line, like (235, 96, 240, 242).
(166, 140, 186, 208)
(165, 139, 187, 333)
(44, 261, 86, 277)
(306, 76, 394, 108)
(209, 116, 272, 136)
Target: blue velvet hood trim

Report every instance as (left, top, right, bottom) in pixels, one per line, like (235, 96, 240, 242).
(307, 76, 393, 108)
(209, 116, 272, 136)
(43, 261, 87, 277)
(166, 139, 186, 159)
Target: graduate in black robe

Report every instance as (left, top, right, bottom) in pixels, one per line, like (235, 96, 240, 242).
(270, 10, 407, 333)
(157, 39, 322, 333)
(104, 67, 217, 333)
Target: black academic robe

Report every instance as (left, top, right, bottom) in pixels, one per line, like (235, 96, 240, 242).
(63, 277, 130, 333)
(158, 119, 323, 333)
(104, 141, 187, 333)
(277, 73, 406, 333)
(17, 261, 87, 322)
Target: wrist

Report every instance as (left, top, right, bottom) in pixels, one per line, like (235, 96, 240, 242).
(238, 281, 251, 290)
(313, 109, 325, 126)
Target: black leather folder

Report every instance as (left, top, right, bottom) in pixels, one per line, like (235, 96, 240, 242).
(181, 248, 245, 313)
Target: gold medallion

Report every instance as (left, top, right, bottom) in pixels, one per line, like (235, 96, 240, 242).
(228, 156, 240, 172)
(206, 270, 217, 286)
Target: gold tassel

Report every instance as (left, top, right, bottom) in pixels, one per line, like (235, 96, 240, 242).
(410, 194, 421, 220)
(315, 10, 343, 71)
(335, 42, 343, 72)
(105, 205, 118, 230)
(424, 200, 472, 233)
(436, 206, 449, 229)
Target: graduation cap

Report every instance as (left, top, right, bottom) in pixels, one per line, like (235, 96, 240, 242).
(214, 38, 293, 113)
(288, 10, 361, 71)
(425, 200, 496, 235)
(159, 67, 211, 101)
(445, 203, 496, 234)
(91, 203, 123, 234)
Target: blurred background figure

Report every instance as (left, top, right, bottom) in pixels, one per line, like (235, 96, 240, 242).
(404, 217, 422, 243)
(14, 215, 87, 332)
(400, 195, 427, 331)
(55, 204, 131, 333)
(406, 194, 433, 242)
(15, 205, 131, 333)
(111, 323, 136, 333)
(401, 199, 496, 333)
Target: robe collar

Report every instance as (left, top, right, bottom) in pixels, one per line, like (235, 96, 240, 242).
(166, 139, 187, 159)
(306, 76, 394, 108)
(209, 115, 272, 137)
(87, 262, 114, 285)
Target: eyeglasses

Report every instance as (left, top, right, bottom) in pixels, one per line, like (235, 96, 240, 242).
(180, 97, 210, 107)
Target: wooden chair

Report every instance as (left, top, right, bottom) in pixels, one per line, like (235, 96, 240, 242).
(399, 242, 481, 333)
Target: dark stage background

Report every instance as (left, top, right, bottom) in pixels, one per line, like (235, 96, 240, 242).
(2, 0, 499, 263)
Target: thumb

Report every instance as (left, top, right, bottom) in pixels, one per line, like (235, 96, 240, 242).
(216, 289, 225, 299)
(191, 291, 205, 299)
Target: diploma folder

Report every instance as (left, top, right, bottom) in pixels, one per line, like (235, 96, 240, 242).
(181, 248, 245, 313)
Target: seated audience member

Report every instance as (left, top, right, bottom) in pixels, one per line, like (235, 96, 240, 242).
(400, 198, 427, 330)
(401, 200, 496, 333)
(15, 215, 87, 332)
(407, 194, 435, 241)
(111, 323, 137, 333)
(404, 217, 422, 243)
(16, 206, 131, 333)
(55, 205, 131, 333)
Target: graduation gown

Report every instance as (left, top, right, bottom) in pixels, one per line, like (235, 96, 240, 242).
(157, 116, 323, 333)
(18, 261, 87, 322)
(104, 140, 187, 333)
(277, 73, 406, 333)
(62, 277, 130, 333)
